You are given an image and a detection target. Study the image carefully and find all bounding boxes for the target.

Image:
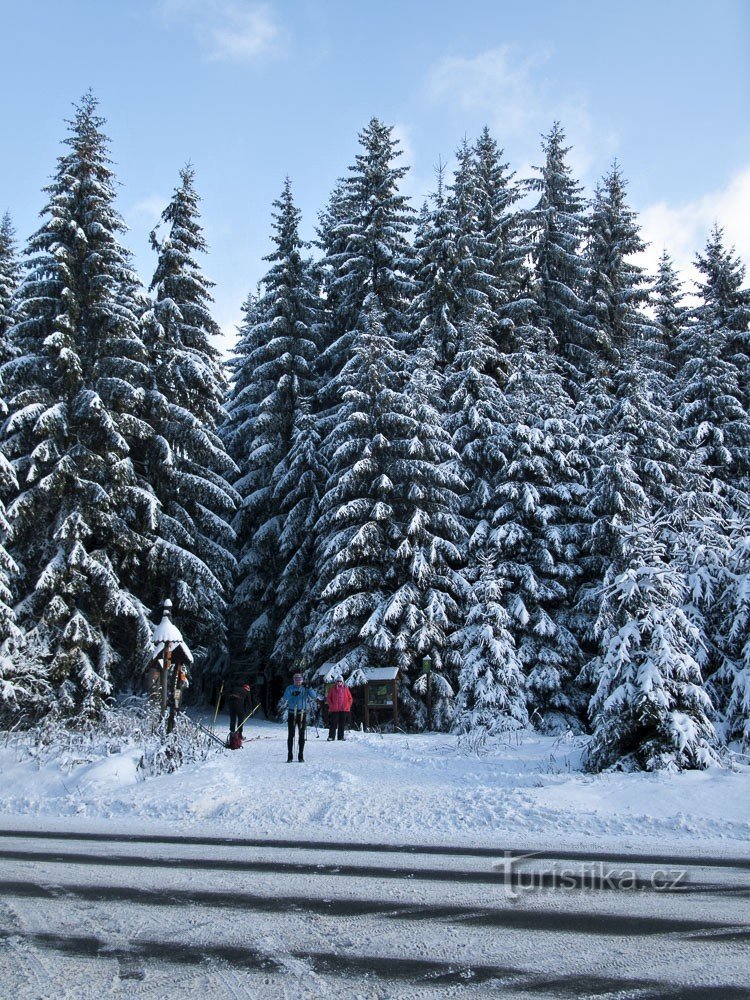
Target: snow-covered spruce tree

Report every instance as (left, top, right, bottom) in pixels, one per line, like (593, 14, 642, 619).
(271, 403, 326, 672)
(1, 93, 153, 717)
(673, 228, 750, 496)
(410, 167, 464, 371)
(575, 343, 684, 708)
(363, 355, 467, 727)
(716, 516, 750, 746)
(587, 516, 718, 772)
(452, 549, 527, 735)
(528, 123, 597, 388)
(140, 165, 238, 682)
(410, 143, 512, 371)
(306, 296, 408, 678)
(0, 211, 20, 648)
(318, 118, 415, 399)
(0, 420, 22, 722)
(444, 142, 496, 334)
(662, 232, 750, 698)
(692, 227, 750, 387)
(471, 127, 530, 354)
(225, 179, 320, 681)
(489, 347, 590, 730)
(315, 180, 351, 376)
(445, 317, 510, 556)
(583, 163, 654, 356)
(0, 213, 20, 352)
(652, 250, 686, 372)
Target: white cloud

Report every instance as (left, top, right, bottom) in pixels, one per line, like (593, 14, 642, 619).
(636, 167, 750, 289)
(157, 0, 283, 63)
(424, 45, 617, 181)
(130, 194, 168, 225)
(426, 45, 551, 134)
(391, 122, 415, 174)
(390, 122, 434, 203)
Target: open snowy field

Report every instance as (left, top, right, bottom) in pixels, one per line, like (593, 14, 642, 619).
(1, 715, 748, 858)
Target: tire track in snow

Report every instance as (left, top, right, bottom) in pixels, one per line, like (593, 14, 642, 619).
(0, 927, 747, 998)
(0, 878, 743, 939)
(1, 826, 747, 870)
(1, 830, 748, 997)
(0, 845, 745, 895)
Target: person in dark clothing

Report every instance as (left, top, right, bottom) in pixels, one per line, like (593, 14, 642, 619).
(280, 672, 316, 762)
(228, 682, 253, 739)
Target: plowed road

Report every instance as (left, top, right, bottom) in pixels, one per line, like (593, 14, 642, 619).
(0, 829, 748, 999)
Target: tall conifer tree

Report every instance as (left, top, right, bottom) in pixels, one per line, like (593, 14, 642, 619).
(1, 93, 153, 715)
(0, 213, 19, 354)
(141, 165, 238, 679)
(472, 128, 529, 354)
(587, 517, 717, 771)
(653, 250, 685, 371)
(584, 164, 654, 356)
(318, 118, 415, 398)
(529, 124, 595, 385)
(673, 229, 750, 494)
(0, 212, 20, 650)
(225, 180, 320, 681)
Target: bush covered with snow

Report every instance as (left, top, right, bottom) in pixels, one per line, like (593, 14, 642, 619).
(3, 695, 218, 779)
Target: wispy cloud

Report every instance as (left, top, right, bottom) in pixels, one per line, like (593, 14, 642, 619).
(130, 194, 168, 225)
(424, 45, 617, 180)
(636, 167, 750, 287)
(157, 0, 284, 63)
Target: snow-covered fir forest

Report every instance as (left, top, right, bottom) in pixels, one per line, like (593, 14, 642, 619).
(1, 92, 749, 773)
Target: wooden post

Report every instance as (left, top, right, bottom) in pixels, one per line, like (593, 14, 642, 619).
(423, 655, 432, 731)
(160, 641, 172, 718)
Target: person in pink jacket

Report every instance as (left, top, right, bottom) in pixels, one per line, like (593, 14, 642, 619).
(326, 679, 353, 741)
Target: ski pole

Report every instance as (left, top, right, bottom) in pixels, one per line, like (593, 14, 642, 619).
(238, 702, 261, 730)
(211, 681, 224, 732)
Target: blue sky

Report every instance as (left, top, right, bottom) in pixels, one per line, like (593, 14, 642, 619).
(2, 0, 748, 350)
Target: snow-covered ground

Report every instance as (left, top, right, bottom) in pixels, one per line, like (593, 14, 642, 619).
(0, 714, 748, 858)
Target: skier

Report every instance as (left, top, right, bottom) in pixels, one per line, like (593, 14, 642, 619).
(280, 672, 317, 762)
(326, 678, 353, 741)
(227, 682, 254, 741)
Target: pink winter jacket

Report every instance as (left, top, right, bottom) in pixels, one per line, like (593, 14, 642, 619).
(327, 682, 353, 713)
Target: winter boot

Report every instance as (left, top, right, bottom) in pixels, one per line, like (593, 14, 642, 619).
(287, 754, 293, 763)
(298, 752, 304, 762)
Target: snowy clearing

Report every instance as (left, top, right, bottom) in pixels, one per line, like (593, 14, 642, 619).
(1, 716, 748, 859)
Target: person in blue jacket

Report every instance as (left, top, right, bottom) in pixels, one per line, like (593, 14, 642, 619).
(280, 672, 317, 762)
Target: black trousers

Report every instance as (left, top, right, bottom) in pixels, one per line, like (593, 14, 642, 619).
(328, 711, 349, 740)
(287, 712, 306, 758)
(229, 706, 244, 736)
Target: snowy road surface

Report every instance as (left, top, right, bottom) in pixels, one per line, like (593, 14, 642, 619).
(1, 720, 749, 996)
(0, 829, 749, 999)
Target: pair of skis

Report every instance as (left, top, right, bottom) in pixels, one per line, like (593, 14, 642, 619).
(190, 702, 261, 749)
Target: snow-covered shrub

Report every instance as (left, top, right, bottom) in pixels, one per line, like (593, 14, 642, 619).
(587, 519, 719, 772)
(5, 695, 216, 777)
